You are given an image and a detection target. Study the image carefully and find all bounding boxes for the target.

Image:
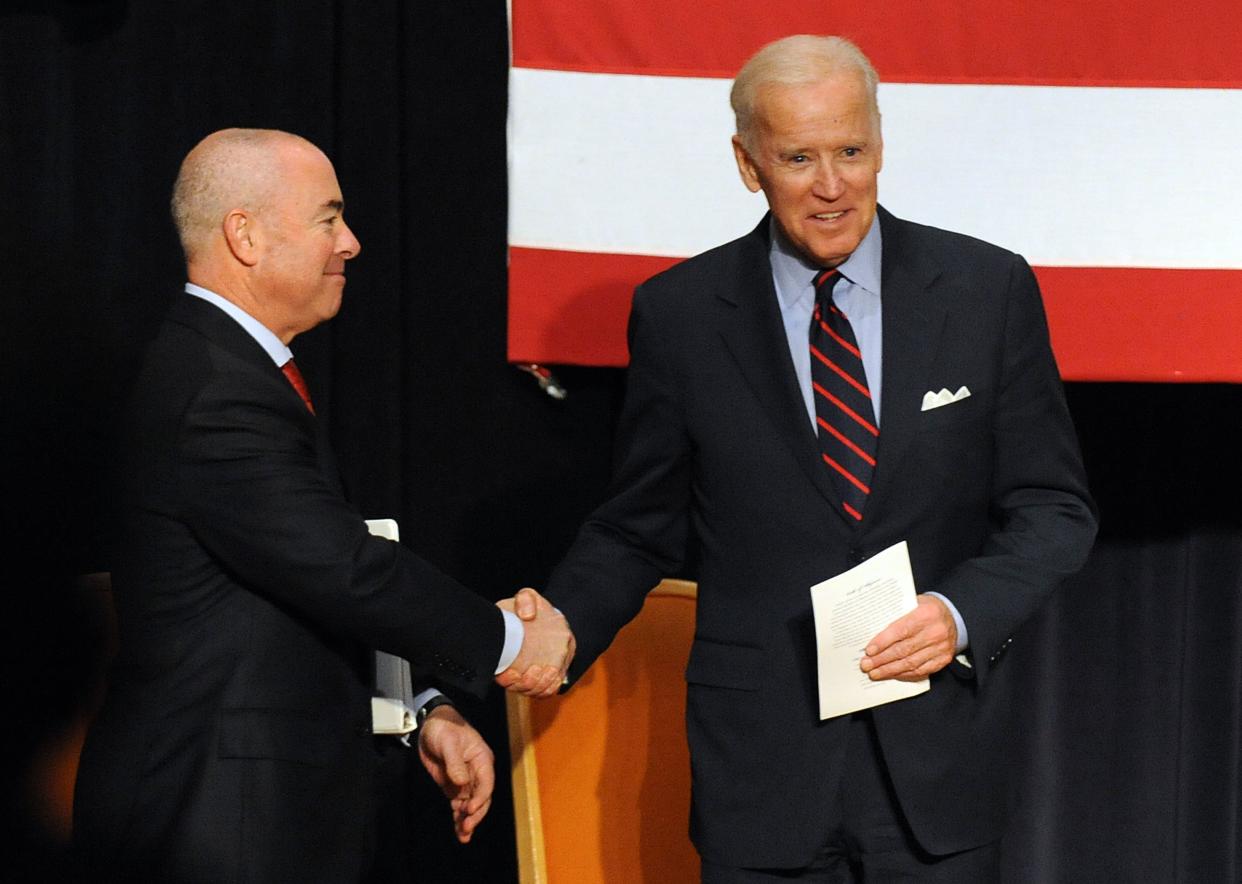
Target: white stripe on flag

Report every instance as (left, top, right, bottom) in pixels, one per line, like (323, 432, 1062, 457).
(510, 67, 1242, 269)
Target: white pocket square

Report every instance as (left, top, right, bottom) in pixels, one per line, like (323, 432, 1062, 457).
(921, 386, 971, 411)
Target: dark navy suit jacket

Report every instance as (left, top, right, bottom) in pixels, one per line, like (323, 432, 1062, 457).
(547, 207, 1097, 867)
(75, 296, 503, 882)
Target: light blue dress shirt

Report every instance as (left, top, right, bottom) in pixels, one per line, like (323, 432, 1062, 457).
(765, 222, 968, 653)
(185, 282, 293, 367)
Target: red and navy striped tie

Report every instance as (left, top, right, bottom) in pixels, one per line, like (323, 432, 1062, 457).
(810, 269, 877, 522)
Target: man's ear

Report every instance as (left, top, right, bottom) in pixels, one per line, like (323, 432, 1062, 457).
(874, 117, 884, 175)
(731, 135, 763, 194)
(222, 210, 260, 266)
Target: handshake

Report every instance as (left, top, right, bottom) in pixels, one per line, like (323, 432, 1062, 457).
(494, 588, 576, 698)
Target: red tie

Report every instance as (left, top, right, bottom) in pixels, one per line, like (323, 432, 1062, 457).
(281, 358, 316, 415)
(809, 269, 877, 522)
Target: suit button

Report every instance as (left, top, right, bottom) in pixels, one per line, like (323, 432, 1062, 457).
(848, 547, 863, 565)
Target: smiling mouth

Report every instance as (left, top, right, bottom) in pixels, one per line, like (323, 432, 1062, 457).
(812, 211, 846, 221)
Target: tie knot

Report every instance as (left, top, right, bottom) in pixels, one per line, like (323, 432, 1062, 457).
(813, 269, 843, 318)
(813, 268, 841, 295)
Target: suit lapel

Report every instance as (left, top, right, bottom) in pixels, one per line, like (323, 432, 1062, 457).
(869, 208, 948, 517)
(715, 218, 843, 512)
(168, 294, 326, 434)
(169, 295, 285, 378)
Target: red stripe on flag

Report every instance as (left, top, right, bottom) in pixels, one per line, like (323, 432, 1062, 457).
(510, 247, 1242, 382)
(513, 1, 1242, 88)
(508, 247, 681, 366)
(1037, 267, 1242, 382)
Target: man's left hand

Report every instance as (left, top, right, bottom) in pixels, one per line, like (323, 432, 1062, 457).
(860, 594, 958, 682)
(417, 705, 495, 843)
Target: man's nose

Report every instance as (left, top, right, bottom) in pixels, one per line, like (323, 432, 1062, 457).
(812, 162, 846, 200)
(338, 220, 361, 259)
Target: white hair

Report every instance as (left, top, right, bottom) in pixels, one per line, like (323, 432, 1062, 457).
(730, 35, 880, 153)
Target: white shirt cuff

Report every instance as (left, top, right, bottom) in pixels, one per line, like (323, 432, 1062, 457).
(495, 608, 525, 674)
(411, 687, 443, 715)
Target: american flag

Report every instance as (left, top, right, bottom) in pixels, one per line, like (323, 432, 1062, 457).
(508, 1, 1242, 381)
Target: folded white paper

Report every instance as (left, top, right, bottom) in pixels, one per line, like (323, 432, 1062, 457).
(371, 696, 416, 735)
(365, 519, 417, 737)
(810, 541, 930, 719)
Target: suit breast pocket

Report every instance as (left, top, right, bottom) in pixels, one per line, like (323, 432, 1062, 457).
(918, 391, 985, 431)
(916, 392, 990, 453)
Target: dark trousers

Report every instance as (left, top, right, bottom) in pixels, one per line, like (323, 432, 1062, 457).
(701, 713, 1000, 883)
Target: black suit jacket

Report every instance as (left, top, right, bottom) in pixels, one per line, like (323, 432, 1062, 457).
(74, 296, 504, 883)
(546, 208, 1097, 867)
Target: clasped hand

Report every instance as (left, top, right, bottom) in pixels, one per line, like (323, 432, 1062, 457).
(494, 587, 576, 698)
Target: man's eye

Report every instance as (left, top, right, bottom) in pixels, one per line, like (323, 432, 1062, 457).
(790, 155, 808, 164)
(842, 147, 860, 158)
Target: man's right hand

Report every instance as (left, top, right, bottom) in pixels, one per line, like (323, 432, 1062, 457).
(495, 588, 575, 698)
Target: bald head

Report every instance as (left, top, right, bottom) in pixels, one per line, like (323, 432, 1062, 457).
(730, 35, 880, 154)
(171, 128, 322, 263)
(169, 128, 360, 343)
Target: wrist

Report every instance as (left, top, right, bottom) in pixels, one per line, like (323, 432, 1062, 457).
(415, 694, 455, 730)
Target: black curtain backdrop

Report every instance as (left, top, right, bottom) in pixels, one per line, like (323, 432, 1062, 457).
(2, 2, 1238, 881)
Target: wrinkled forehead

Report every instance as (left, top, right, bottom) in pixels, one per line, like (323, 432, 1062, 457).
(753, 75, 880, 136)
(754, 69, 872, 110)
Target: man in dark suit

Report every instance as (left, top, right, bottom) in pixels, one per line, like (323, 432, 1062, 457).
(73, 129, 573, 882)
(513, 36, 1096, 881)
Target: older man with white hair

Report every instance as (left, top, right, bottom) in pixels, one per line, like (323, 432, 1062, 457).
(526, 35, 1096, 881)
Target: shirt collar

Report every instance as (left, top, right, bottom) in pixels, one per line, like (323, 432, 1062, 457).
(768, 213, 883, 309)
(184, 282, 293, 368)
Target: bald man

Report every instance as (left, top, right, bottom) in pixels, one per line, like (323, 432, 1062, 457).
(73, 130, 573, 882)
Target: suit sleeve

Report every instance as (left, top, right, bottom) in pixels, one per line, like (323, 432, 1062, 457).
(933, 254, 1097, 685)
(177, 381, 504, 696)
(545, 284, 693, 679)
